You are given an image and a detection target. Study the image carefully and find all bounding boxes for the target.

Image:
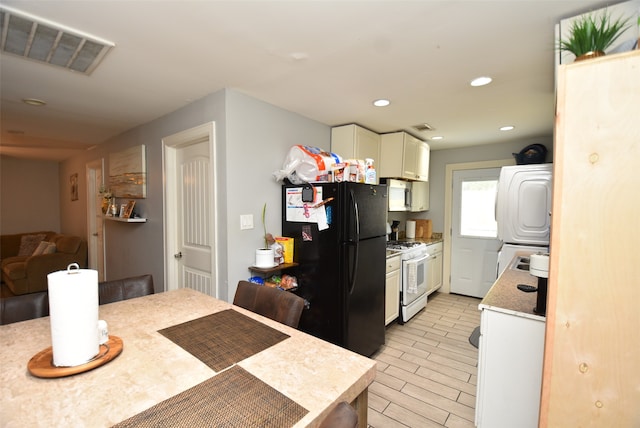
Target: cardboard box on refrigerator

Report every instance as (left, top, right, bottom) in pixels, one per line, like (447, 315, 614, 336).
(275, 237, 294, 263)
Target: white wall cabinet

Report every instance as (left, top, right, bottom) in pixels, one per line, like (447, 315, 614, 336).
(475, 309, 545, 428)
(410, 181, 429, 211)
(379, 132, 430, 182)
(425, 241, 442, 295)
(385, 254, 401, 325)
(331, 124, 380, 181)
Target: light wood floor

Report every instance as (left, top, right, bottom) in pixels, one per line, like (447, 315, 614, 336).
(368, 291, 481, 428)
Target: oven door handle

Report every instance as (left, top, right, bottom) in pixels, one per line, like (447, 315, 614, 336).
(406, 254, 429, 265)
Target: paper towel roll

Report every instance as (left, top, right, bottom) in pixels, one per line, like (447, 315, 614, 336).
(48, 265, 99, 367)
(406, 221, 416, 239)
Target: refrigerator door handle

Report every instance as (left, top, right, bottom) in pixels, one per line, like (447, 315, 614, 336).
(348, 188, 359, 294)
(351, 188, 360, 241)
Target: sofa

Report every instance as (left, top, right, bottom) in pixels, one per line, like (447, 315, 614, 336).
(1, 231, 88, 296)
(0, 274, 154, 325)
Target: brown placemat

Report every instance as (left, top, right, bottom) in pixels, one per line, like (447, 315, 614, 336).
(158, 309, 290, 371)
(113, 365, 308, 427)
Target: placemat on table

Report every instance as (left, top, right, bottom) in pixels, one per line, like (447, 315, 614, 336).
(158, 309, 290, 371)
(112, 365, 308, 428)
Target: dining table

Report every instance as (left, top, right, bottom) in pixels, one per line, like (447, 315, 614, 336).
(0, 288, 376, 427)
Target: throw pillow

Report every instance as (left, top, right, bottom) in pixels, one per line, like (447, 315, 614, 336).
(43, 243, 57, 254)
(32, 241, 50, 256)
(18, 234, 47, 256)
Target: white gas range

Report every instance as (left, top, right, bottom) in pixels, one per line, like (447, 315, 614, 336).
(386, 241, 429, 323)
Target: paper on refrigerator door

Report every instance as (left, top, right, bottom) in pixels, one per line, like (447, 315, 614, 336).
(284, 187, 328, 230)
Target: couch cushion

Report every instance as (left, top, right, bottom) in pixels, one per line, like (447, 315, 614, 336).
(32, 241, 50, 256)
(3, 262, 26, 280)
(43, 243, 56, 254)
(53, 236, 80, 254)
(1, 255, 29, 269)
(17, 234, 46, 256)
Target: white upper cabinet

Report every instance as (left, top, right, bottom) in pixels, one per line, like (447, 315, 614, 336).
(410, 180, 429, 212)
(379, 132, 430, 182)
(416, 140, 430, 181)
(331, 124, 381, 168)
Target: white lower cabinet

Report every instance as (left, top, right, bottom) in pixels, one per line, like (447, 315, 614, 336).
(426, 242, 442, 295)
(385, 254, 401, 325)
(475, 309, 545, 428)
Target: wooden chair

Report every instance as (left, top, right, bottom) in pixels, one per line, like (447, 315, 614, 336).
(233, 280, 305, 328)
(318, 402, 358, 428)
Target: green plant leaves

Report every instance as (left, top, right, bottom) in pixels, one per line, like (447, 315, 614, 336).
(559, 9, 631, 58)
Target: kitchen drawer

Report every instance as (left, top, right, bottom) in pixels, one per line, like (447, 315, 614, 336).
(386, 254, 401, 272)
(426, 241, 442, 254)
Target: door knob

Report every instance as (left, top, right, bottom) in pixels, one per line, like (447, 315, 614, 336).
(174, 252, 183, 259)
(92, 233, 98, 237)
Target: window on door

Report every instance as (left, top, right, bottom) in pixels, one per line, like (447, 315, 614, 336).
(460, 179, 498, 238)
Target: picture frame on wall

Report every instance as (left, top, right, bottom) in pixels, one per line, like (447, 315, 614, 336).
(70, 173, 78, 201)
(123, 200, 136, 218)
(109, 145, 147, 198)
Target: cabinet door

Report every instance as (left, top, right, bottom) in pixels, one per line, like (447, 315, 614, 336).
(416, 141, 430, 181)
(385, 268, 400, 325)
(331, 124, 380, 167)
(410, 181, 429, 211)
(401, 135, 418, 180)
(432, 251, 442, 292)
(385, 255, 401, 325)
(380, 132, 417, 180)
(475, 309, 545, 428)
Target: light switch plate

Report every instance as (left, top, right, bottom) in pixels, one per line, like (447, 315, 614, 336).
(240, 214, 254, 230)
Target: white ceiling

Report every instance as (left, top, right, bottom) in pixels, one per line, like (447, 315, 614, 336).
(0, 0, 615, 162)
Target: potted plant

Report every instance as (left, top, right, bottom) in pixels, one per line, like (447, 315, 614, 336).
(559, 9, 631, 61)
(255, 203, 275, 267)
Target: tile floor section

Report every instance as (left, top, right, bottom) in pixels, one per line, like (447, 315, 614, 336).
(368, 292, 481, 428)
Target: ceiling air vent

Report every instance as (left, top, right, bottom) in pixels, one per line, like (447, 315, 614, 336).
(413, 123, 435, 132)
(0, 6, 114, 75)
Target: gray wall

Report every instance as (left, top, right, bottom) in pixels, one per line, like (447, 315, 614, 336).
(0, 156, 60, 235)
(55, 88, 329, 301)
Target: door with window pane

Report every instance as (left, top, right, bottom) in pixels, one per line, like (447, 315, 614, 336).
(450, 168, 501, 298)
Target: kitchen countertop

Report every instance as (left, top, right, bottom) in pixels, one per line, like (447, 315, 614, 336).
(479, 256, 545, 322)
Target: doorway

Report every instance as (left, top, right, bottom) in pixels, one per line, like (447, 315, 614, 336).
(86, 159, 106, 281)
(450, 168, 501, 298)
(163, 122, 217, 296)
(443, 159, 513, 297)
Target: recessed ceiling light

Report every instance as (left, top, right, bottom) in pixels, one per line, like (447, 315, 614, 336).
(470, 76, 492, 87)
(22, 98, 46, 106)
(431, 136, 444, 140)
(500, 125, 515, 131)
(373, 99, 390, 107)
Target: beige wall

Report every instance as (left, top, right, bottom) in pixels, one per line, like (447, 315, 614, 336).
(0, 156, 60, 235)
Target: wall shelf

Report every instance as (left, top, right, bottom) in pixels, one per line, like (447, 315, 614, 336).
(248, 262, 298, 275)
(104, 216, 147, 223)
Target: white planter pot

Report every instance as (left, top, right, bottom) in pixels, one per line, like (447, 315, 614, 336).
(255, 248, 275, 268)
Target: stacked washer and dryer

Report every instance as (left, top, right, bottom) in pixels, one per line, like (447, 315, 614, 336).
(495, 163, 553, 278)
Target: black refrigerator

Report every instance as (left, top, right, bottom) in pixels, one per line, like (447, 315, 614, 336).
(282, 182, 387, 356)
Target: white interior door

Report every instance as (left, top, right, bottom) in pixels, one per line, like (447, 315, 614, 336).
(163, 123, 217, 296)
(86, 159, 106, 281)
(450, 168, 501, 298)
